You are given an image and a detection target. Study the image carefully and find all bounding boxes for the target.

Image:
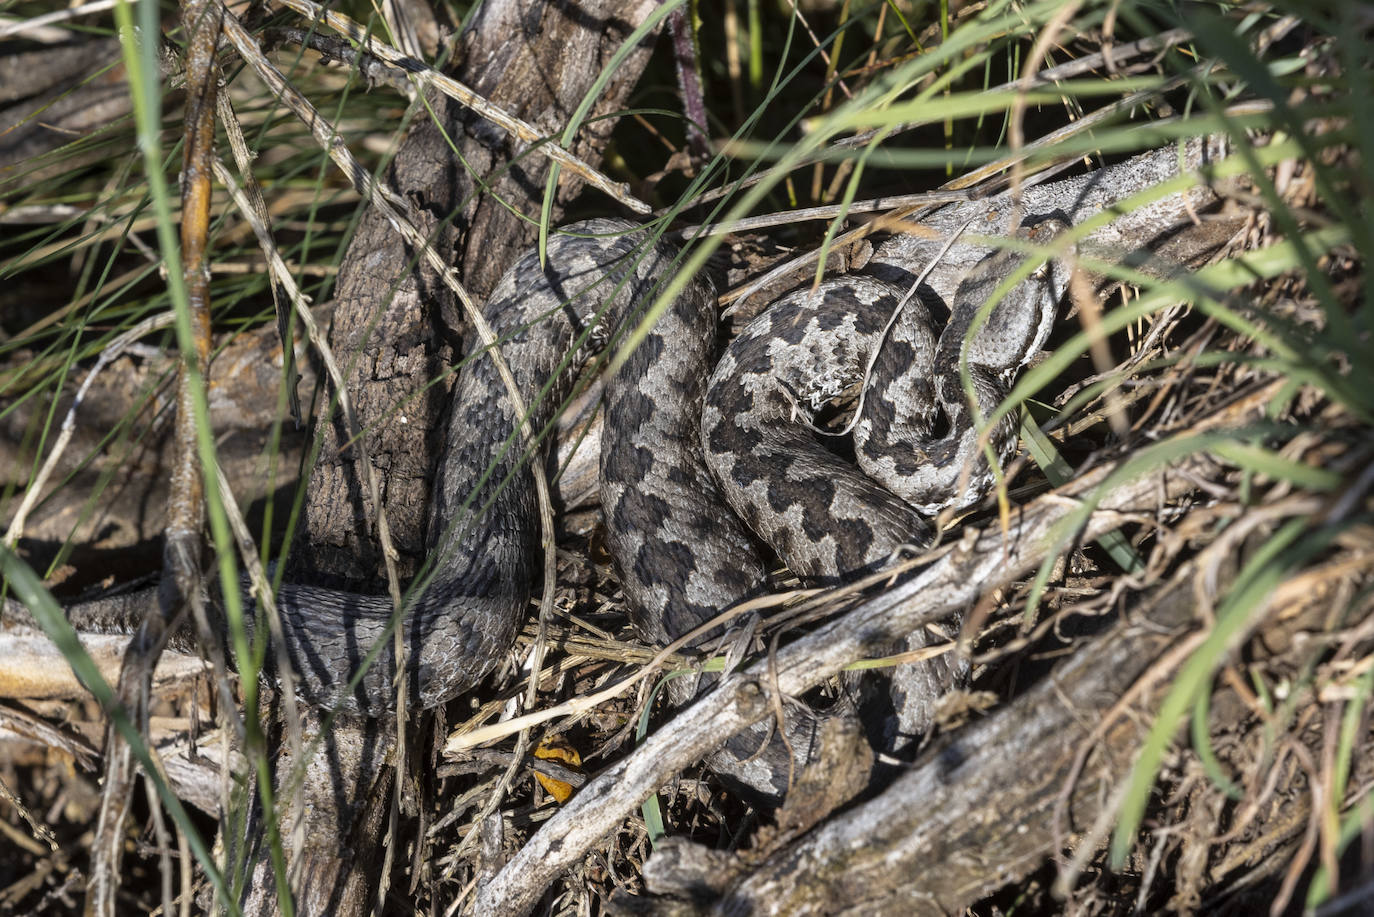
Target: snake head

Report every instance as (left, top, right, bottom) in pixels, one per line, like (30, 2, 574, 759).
(935, 216, 1071, 390)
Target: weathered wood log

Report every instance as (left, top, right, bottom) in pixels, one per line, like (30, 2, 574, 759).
(468, 376, 1321, 915)
(622, 539, 1372, 915)
(637, 575, 1206, 914)
(235, 2, 664, 914)
(292, 0, 661, 587)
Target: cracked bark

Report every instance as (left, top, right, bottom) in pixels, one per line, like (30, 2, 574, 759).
(293, 0, 661, 587)
(236, 2, 663, 914)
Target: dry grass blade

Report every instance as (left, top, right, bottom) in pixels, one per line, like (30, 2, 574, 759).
(0, 0, 119, 41)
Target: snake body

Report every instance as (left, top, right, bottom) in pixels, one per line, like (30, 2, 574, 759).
(269, 222, 766, 715)
(703, 218, 1066, 579)
(265, 206, 1065, 721)
(8, 142, 1228, 756)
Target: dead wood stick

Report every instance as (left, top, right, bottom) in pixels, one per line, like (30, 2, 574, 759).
(664, 571, 1206, 914)
(472, 379, 1284, 916)
(641, 526, 1374, 913)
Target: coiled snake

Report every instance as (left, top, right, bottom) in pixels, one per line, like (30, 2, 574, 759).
(254, 212, 1061, 721)
(7, 141, 1226, 777)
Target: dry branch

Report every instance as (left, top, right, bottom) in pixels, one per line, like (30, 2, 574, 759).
(84, 2, 223, 914)
(471, 380, 1285, 915)
(626, 550, 1373, 915)
(224, 2, 667, 913)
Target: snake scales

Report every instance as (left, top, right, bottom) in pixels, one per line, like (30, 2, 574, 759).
(264, 211, 1065, 720)
(7, 140, 1226, 751)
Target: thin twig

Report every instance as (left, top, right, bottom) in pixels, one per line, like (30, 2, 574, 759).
(676, 188, 972, 239)
(88, 2, 223, 913)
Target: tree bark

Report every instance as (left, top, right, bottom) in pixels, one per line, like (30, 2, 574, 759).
(292, 0, 660, 587)
(240, 2, 663, 914)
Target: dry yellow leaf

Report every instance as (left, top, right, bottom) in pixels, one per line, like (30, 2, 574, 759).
(533, 736, 582, 804)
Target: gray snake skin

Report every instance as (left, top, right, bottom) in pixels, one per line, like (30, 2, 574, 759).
(6, 140, 1227, 747)
(267, 215, 1061, 719)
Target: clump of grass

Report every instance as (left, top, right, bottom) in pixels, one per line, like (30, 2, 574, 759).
(0, 0, 1369, 914)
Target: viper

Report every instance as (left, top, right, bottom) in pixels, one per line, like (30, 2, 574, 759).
(4, 139, 1227, 786)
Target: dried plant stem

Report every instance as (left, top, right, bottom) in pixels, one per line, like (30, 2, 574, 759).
(87, 2, 223, 915)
